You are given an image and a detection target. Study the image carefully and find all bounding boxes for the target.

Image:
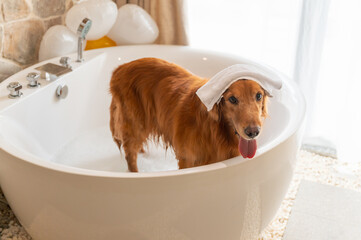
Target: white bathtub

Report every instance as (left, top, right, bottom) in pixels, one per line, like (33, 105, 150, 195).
(0, 45, 305, 240)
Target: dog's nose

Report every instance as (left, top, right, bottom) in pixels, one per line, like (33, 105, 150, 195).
(244, 126, 260, 139)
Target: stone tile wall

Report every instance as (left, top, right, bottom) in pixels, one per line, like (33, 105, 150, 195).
(0, 0, 74, 82)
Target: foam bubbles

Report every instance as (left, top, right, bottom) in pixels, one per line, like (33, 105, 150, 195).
(51, 126, 178, 173)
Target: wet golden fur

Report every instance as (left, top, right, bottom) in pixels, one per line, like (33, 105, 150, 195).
(110, 58, 268, 172)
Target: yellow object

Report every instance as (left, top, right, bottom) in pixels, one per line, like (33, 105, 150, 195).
(85, 36, 117, 50)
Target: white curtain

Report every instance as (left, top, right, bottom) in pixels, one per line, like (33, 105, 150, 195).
(293, 0, 330, 138)
(187, 0, 361, 163)
(310, 0, 361, 163)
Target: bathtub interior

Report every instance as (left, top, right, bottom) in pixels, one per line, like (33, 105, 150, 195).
(0, 46, 296, 173)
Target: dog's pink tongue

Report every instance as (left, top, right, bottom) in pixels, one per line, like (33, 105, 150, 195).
(239, 137, 257, 158)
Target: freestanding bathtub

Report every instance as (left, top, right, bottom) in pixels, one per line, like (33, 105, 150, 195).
(0, 45, 305, 240)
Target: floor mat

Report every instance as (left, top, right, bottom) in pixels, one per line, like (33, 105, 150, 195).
(259, 150, 361, 240)
(283, 180, 361, 240)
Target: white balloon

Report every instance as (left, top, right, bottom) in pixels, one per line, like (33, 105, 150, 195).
(65, 0, 118, 40)
(39, 25, 78, 61)
(108, 4, 159, 45)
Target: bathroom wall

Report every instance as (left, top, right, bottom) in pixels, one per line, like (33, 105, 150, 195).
(0, 0, 73, 82)
(0, 0, 187, 83)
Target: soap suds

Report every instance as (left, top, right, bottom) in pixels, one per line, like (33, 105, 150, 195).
(51, 126, 178, 172)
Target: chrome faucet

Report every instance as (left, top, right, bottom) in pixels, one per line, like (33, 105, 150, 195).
(60, 57, 72, 69)
(76, 18, 92, 62)
(26, 72, 40, 88)
(7, 82, 23, 99)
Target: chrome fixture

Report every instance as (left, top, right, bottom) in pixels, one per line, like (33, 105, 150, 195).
(60, 57, 72, 69)
(76, 18, 92, 62)
(7, 82, 23, 99)
(35, 63, 72, 81)
(56, 84, 68, 99)
(26, 72, 40, 88)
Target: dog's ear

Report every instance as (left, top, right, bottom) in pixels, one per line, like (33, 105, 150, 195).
(262, 93, 268, 118)
(209, 98, 224, 122)
(261, 88, 271, 118)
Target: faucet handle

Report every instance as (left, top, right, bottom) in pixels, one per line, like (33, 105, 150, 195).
(26, 72, 40, 88)
(7, 82, 23, 99)
(56, 84, 68, 99)
(60, 57, 72, 69)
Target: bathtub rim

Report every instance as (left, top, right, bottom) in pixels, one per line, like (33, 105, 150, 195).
(0, 45, 306, 179)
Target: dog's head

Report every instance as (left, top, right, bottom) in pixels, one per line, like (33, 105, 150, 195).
(210, 80, 270, 158)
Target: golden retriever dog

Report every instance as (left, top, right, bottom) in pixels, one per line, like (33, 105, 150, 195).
(110, 58, 268, 172)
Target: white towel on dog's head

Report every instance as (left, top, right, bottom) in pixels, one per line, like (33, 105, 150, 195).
(196, 63, 283, 111)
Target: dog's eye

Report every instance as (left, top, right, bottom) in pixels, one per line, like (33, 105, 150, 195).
(228, 96, 238, 104)
(256, 92, 262, 101)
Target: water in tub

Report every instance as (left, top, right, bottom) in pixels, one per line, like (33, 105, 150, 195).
(51, 126, 179, 172)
